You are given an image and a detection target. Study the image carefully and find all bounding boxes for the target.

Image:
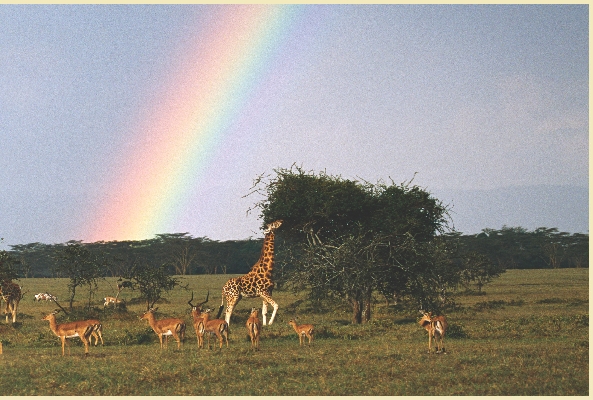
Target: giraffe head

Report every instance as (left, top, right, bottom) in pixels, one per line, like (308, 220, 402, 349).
(264, 220, 283, 234)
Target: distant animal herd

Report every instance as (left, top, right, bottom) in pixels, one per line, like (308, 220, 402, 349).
(0, 220, 448, 356)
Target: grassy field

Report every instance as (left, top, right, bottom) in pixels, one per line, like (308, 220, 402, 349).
(0, 269, 587, 395)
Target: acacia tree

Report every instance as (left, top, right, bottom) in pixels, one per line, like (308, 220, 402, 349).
(250, 166, 454, 323)
(53, 242, 105, 311)
(124, 260, 184, 310)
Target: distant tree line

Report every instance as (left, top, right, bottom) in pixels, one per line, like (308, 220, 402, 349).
(7, 235, 263, 279)
(453, 226, 588, 270)
(4, 226, 587, 280)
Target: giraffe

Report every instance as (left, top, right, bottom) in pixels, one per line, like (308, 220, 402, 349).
(217, 220, 283, 326)
(0, 281, 22, 323)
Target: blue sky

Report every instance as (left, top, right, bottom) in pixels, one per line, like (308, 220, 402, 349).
(0, 5, 588, 249)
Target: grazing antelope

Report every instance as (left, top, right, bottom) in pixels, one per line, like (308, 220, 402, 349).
(42, 310, 96, 356)
(187, 291, 210, 349)
(103, 296, 123, 307)
(288, 319, 314, 346)
(418, 312, 448, 354)
(246, 308, 262, 351)
(199, 308, 229, 350)
(34, 293, 57, 302)
(140, 308, 186, 350)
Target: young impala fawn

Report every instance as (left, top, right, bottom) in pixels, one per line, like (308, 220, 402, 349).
(140, 308, 186, 350)
(187, 291, 209, 350)
(199, 308, 229, 350)
(42, 310, 98, 356)
(419, 312, 448, 354)
(288, 319, 314, 346)
(246, 308, 262, 351)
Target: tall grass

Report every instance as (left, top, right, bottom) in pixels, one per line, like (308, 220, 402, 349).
(0, 269, 587, 395)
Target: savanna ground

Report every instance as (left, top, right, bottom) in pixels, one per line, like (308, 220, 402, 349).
(0, 269, 587, 395)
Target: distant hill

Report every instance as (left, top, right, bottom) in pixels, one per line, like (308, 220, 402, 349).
(432, 185, 588, 235)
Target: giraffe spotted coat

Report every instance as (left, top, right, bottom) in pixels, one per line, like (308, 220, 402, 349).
(219, 220, 282, 326)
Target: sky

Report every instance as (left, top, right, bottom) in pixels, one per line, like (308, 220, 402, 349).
(0, 4, 588, 250)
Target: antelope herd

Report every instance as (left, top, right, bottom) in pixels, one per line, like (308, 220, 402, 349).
(6, 285, 449, 357)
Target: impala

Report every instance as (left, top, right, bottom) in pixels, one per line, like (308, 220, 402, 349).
(104, 296, 123, 307)
(418, 311, 448, 354)
(288, 319, 314, 346)
(85, 319, 104, 346)
(42, 310, 96, 356)
(140, 308, 186, 350)
(246, 308, 262, 351)
(187, 291, 209, 349)
(199, 308, 229, 350)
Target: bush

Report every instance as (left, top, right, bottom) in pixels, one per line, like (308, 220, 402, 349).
(447, 322, 468, 339)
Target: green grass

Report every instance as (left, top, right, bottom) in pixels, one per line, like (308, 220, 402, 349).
(0, 269, 588, 395)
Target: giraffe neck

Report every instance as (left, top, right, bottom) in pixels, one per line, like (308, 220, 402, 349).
(252, 231, 276, 273)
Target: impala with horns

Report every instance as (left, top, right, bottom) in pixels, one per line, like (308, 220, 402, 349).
(140, 308, 186, 350)
(42, 310, 98, 356)
(187, 291, 210, 349)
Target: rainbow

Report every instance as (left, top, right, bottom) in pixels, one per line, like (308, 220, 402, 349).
(87, 5, 304, 242)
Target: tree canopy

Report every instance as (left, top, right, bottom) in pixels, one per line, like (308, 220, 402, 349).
(250, 167, 465, 323)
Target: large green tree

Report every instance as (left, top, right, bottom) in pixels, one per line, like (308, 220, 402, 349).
(250, 167, 455, 323)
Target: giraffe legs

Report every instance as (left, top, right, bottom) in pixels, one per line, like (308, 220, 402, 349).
(262, 302, 268, 325)
(3, 301, 11, 324)
(9, 300, 17, 324)
(261, 294, 278, 326)
(224, 297, 239, 325)
(268, 300, 279, 325)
